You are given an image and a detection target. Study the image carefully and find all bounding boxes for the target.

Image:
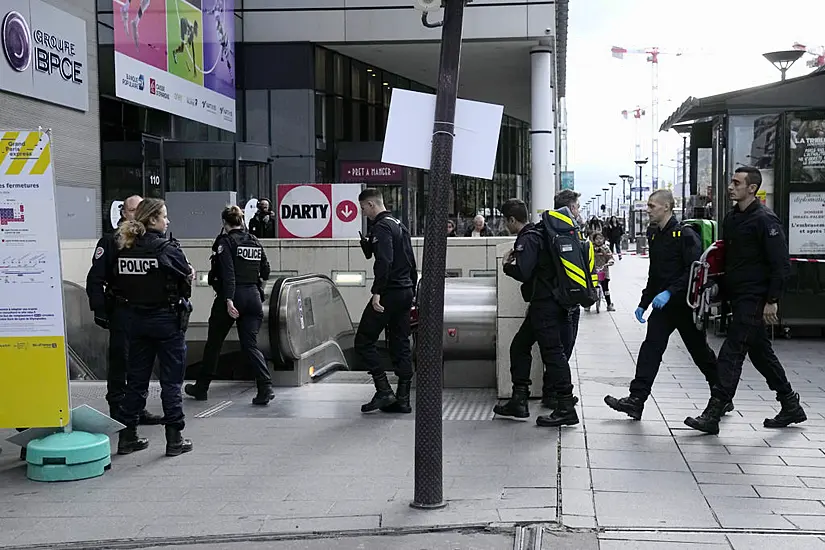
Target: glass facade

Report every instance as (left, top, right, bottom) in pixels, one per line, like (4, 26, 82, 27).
(312, 46, 530, 236)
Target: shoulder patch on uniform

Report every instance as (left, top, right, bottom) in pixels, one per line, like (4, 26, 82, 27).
(768, 226, 779, 237)
(515, 243, 524, 252)
(217, 244, 224, 254)
(94, 246, 104, 260)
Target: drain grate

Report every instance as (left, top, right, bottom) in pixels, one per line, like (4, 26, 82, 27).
(442, 389, 496, 421)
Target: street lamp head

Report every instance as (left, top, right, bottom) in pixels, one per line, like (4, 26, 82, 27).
(763, 50, 805, 75)
(609, 182, 617, 186)
(634, 158, 649, 166)
(619, 174, 631, 179)
(602, 187, 610, 192)
(627, 176, 635, 183)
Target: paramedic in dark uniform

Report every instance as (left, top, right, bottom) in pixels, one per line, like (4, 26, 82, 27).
(605, 190, 723, 421)
(686, 167, 806, 434)
(493, 198, 579, 428)
(184, 205, 274, 405)
(355, 188, 417, 414)
(546, 189, 583, 409)
(114, 198, 194, 457)
(86, 194, 162, 425)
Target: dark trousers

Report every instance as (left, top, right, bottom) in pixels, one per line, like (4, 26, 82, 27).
(600, 279, 612, 304)
(629, 302, 719, 401)
(561, 306, 581, 359)
(711, 297, 792, 402)
(354, 288, 414, 379)
(511, 299, 574, 397)
(199, 286, 271, 385)
(120, 309, 186, 430)
(106, 304, 131, 412)
(609, 240, 622, 255)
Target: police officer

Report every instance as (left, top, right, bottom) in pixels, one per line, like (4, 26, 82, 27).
(686, 167, 806, 434)
(114, 198, 194, 457)
(356, 188, 417, 414)
(493, 198, 579, 428)
(86, 194, 162, 425)
(604, 190, 724, 421)
(184, 205, 273, 405)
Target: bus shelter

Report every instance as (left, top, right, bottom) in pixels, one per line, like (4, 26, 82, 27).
(661, 68, 825, 331)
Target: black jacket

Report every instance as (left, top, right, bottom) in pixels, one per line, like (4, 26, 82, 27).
(369, 211, 417, 295)
(214, 229, 271, 301)
(86, 227, 121, 314)
(463, 224, 495, 237)
(504, 222, 556, 302)
(639, 216, 702, 310)
(248, 212, 277, 239)
(722, 201, 790, 303)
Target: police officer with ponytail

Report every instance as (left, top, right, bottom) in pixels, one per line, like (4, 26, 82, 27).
(114, 198, 194, 458)
(185, 206, 273, 405)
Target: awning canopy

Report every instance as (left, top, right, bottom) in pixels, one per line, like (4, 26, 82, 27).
(660, 70, 825, 132)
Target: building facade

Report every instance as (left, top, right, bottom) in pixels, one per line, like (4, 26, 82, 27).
(1, 1, 568, 236)
(0, 0, 101, 237)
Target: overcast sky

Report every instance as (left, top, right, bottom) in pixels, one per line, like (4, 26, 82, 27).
(566, 0, 825, 214)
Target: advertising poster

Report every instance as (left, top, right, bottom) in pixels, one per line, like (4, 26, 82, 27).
(0, 130, 70, 428)
(113, 0, 235, 132)
(561, 171, 575, 190)
(789, 191, 825, 256)
(790, 117, 825, 184)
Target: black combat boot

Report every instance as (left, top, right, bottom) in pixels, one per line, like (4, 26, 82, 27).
(184, 381, 209, 401)
(165, 425, 193, 457)
(139, 410, 164, 425)
(493, 385, 530, 419)
(764, 391, 807, 428)
(541, 394, 579, 409)
(536, 394, 580, 427)
(361, 372, 397, 413)
(684, 396, 727, 435)
(708, 385, 735, 415)
(604, 394, 645, 420)
(252, 380, 275, 406)
(380, 377, 412, 414)
(117, 426, 149, 455)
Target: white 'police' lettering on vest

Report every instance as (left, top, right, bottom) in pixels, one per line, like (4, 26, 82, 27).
(280, 204, 329, 219)
(118, 258, 160, 275)
(237, 246, 262, 261)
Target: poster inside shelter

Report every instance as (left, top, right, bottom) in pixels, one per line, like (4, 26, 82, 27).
(790, 117, 825, 184)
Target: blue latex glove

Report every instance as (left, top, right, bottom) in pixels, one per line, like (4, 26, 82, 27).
(652, 290, 672, 310)
(634, 307, 646, 324)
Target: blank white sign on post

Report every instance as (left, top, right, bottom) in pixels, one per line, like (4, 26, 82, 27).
(381, 89, 504, 181)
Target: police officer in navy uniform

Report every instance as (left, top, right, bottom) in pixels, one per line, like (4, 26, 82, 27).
(686, 167, 806, 434)
(493, 198, 579, 428)
(604, 190, 723, 421)
(356, 188, 417, 414)
(184, 205, 274, 405)
(114, 198, 194, 457)
(85, 194, 162, 425)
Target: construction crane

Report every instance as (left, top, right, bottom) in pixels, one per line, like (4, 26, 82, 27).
(620, 106, 646, 162)
(611, 46, 686, 191)
(792, 42, 825, 68)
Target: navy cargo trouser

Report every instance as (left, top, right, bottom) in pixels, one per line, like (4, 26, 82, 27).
(119, 308, 186, 430)
(354, 288, 414, 379)
(106, 304, 131, 414)
(711, 296, 793, 402)
(511, 298, 574, 397)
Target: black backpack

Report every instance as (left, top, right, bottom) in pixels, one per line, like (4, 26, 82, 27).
(540, 209, 598, 309)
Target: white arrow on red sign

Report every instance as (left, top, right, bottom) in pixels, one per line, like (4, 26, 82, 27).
(337, 200, 358, 222)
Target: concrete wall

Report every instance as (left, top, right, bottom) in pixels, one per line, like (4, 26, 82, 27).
(243, 1, 556, 43)
(0, 0, 102, 235)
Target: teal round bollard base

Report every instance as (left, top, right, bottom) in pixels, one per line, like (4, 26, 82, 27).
(25, 431, 112, 483)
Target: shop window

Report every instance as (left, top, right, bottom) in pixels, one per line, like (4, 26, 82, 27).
(351, 63, 365, 100)
(315, 48, 327, 91)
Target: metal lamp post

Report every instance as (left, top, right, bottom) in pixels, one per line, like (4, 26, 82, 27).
(619, 174, 631, 235)
(674, 127, 690, 220)
(634, 158, 648, 237)
(602, 187, 610, 217)
(412, 0, 471, 511)
(763, 50, 805, 81)
(608, 182, 617, 217)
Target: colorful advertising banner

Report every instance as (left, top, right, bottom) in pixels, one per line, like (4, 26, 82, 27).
(113, 0, 235, 132)
(0, 130, 71, 428)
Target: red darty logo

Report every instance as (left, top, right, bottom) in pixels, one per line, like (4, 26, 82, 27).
(278, 185, 332, 238)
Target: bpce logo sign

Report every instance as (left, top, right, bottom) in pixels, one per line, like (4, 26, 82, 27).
(2, 9, 83, 84)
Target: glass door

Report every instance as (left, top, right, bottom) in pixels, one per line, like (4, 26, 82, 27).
(142, 134, 164, 199)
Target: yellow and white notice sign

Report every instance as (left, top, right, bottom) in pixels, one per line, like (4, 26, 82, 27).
(0, 130, 70, 428)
